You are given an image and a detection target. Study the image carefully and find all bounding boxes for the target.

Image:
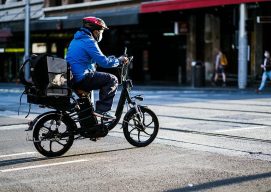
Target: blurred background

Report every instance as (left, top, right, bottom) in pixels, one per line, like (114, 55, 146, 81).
(0, 0, 270, 88)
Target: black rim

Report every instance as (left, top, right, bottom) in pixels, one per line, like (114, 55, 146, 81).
(125, 108, 158, 145)
(34, 115, 74, 156)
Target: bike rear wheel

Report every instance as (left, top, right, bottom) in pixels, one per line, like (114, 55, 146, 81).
(33, 113, 74, 157)
(123, 107, 159, 147)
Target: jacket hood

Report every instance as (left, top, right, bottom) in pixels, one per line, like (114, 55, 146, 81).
(74, 28, 94, 40)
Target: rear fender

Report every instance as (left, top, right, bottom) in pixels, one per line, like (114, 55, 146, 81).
(25, 111, 57, 131)
(26, 111, 76, 131)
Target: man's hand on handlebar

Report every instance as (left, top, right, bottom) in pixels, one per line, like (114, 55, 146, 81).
(118, 56, 129, 65)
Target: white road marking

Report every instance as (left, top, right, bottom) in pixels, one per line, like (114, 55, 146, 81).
(0, 152, 37, 158)
(0, 159, 88, 173)
(214, 126, 268, 133)
(0, 88, 22, 93)
(0, 124, 27, 130)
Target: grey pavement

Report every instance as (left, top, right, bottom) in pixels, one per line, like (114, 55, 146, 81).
(0, 116, 28, 126)
(0, 82, 271, 192)
(0, 135, 270, 192)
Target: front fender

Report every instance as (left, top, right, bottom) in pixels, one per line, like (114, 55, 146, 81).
(123, 105, 148, 122)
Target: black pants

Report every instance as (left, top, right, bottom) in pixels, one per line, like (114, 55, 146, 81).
(76, 71, 118, 112)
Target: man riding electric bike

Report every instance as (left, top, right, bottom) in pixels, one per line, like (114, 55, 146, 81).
(66, 16, 128, 119)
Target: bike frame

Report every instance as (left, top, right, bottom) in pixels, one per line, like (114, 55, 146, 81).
(108, 79, 135, 130)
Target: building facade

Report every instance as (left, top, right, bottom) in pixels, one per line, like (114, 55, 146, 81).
(0, 0, 270, 87)
(0, 0, 43, 82)
(140, 0, 271, 87)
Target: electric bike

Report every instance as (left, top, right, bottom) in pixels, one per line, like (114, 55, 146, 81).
(24, 50, 159, 157)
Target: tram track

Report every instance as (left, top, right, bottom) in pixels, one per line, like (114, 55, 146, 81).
(152, 104, 271, 115)
(154, 135, 271, 157)
(156, 113, 271, 127)
(159, 126, 271, 144)
(4, 121, 271, 145)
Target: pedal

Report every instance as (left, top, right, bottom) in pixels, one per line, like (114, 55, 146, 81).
(90, 137, 102, 142)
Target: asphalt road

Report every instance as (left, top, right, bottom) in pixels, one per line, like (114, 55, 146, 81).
(0, 85, 271, 192)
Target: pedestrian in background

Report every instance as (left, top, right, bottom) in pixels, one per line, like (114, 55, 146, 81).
(212, 48, 227, 87)
(256, 50, 271, 93)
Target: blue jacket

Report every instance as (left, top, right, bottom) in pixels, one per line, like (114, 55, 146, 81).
(66, 28, 119, 82)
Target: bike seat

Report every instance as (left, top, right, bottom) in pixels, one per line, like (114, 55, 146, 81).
(74, 89, 91, 98)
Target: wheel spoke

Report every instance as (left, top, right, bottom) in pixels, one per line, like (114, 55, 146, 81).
(144, 120, 153, 127)
(142, 130, 152, 136)
(55, 140, 65, 146)
(133, 115, 153, 130)
(43, 125, 51, 130)
(129, 128, 137, 135)
(127, 122, 142, 130)
(138, 131, 141, 142)
(49, 141, 53, 152)
(49, 120, 55, 129)
(142, 113, 154, 127)
(60, 130, 70, 138)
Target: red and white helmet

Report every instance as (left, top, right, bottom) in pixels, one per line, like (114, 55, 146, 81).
(82, 16, 108, 30)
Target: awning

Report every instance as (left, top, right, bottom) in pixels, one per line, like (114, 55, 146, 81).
(30, 5, 139, 31)
(64, 6, 139, 29)
(140, 0, 269, 14)
(0, 5, 139, 32)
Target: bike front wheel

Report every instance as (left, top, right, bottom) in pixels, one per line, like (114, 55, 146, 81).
(123, 106, 159, 147)
(33, 113, 75, 157)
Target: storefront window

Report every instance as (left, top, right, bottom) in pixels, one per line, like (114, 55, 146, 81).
(51, 43, 57, 53)
(32, 43, 47, 53)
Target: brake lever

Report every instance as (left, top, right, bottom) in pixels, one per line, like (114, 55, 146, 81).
(124, 47, 127, 57)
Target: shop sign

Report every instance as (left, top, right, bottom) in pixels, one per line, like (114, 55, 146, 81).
(4, 48, 24, 53)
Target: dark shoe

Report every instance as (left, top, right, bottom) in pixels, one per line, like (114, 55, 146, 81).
(93, 110, 115, 119)
(222, 83, 226, 87)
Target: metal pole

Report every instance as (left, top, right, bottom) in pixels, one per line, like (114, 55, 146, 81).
(238, 3, 248, 89)
(91, 91, 94, 104)
(178, 66, 182, 85)
(24, 0, 30, 81)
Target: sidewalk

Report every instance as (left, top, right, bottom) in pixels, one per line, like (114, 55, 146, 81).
(0, 83, 24, 93)
(0, 82, 261, 93)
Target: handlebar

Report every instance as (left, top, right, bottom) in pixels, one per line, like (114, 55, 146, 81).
(124, 47, 127, 56)
(118, 47, 133, 84)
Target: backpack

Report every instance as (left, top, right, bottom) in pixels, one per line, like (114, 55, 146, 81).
(19, 54, 49, 94)
(30, 53, 50, 93)
(19, 53, 70, 96)
(220, 54, 228, 66)
(265, 58, 271, 71)
(19, 53, 72, 111)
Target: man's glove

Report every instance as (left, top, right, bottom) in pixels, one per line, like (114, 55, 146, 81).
(118, 56, 129, 65)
